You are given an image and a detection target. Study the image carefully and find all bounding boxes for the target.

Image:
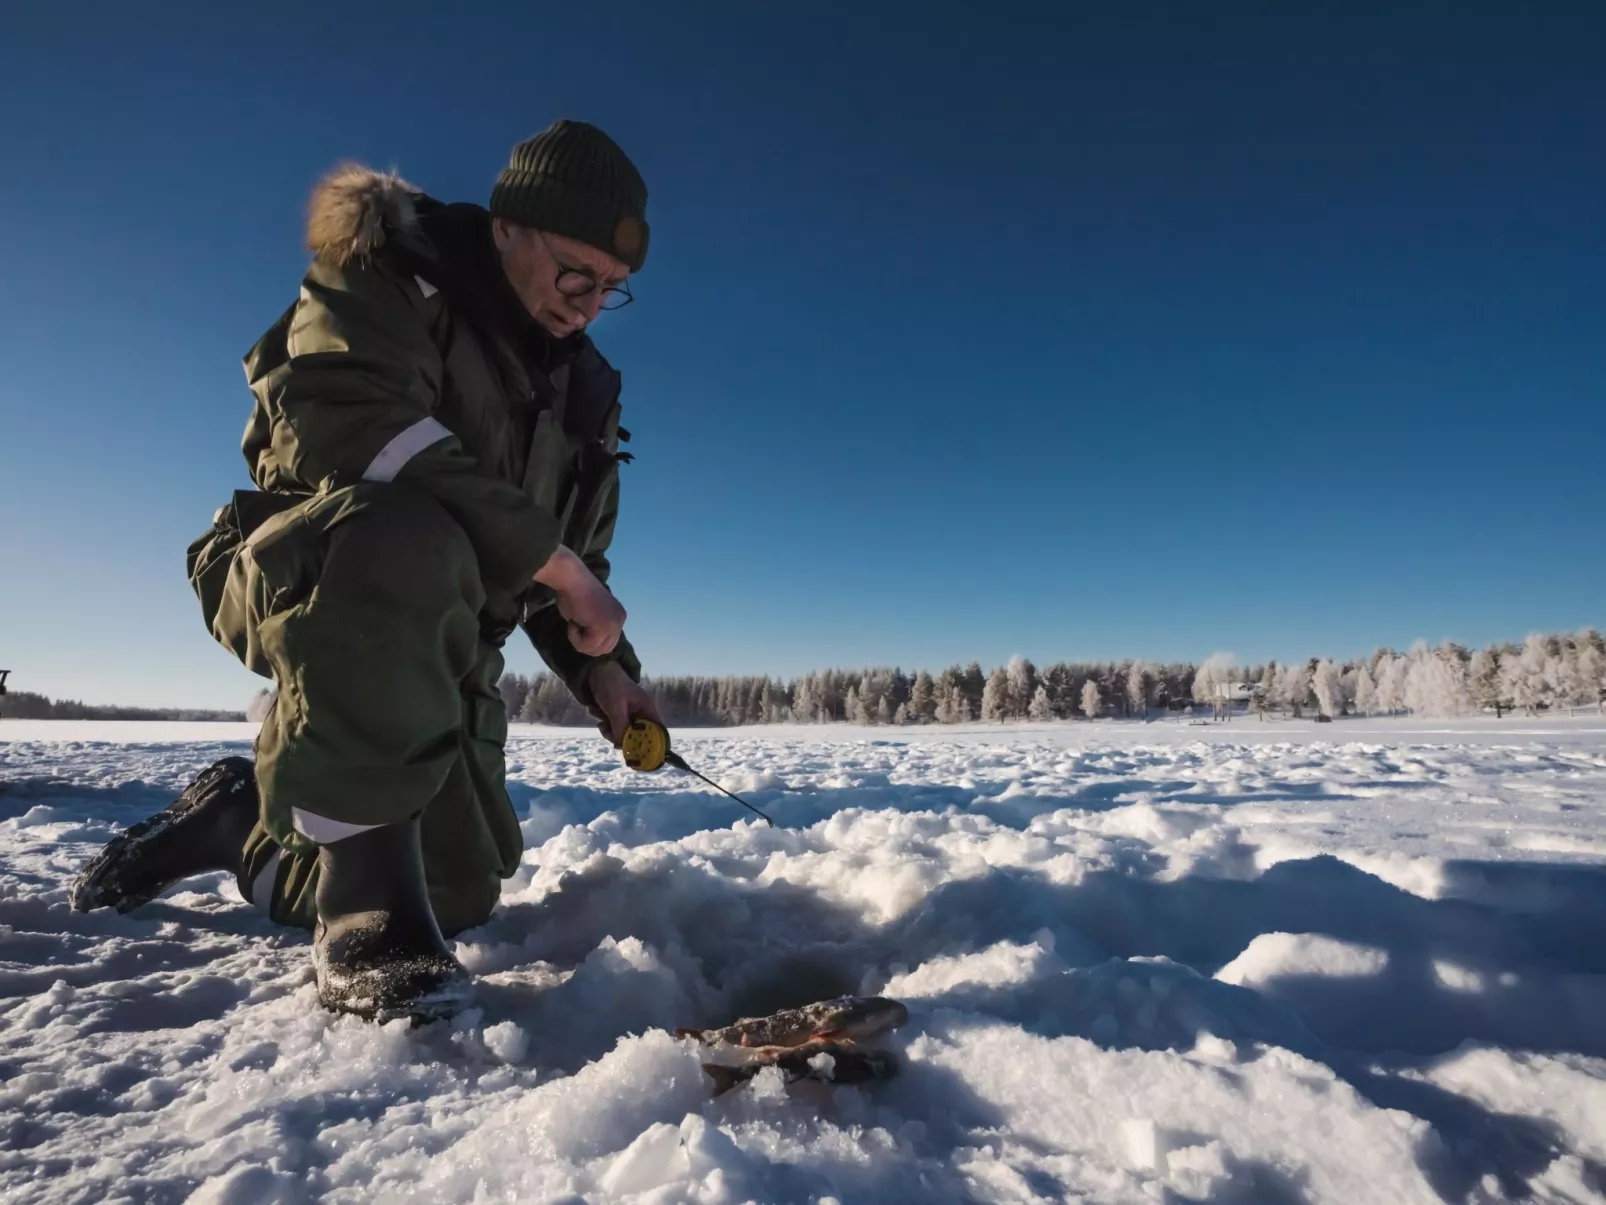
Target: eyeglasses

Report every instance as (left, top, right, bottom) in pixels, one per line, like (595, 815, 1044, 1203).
(539, 230, 634, 311)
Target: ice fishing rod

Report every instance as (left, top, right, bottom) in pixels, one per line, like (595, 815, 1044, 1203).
(619, 717, 775, 826)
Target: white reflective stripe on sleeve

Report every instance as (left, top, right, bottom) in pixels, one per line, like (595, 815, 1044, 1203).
(362, 417, 452, 483)
(292, 807, 383, 845)
(249, 850, 282, 914)
(415, 275, 439, 299)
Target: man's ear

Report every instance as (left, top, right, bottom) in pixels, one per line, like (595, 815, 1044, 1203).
(490, 217, 515, 253)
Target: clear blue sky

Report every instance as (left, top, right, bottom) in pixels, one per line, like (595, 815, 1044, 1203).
(2, 1, 1602, 709)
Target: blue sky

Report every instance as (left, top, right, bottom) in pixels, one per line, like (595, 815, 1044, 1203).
(2, 1, 1602, 709)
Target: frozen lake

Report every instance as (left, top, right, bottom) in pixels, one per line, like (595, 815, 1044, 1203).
(3, 715, 1604, 1202)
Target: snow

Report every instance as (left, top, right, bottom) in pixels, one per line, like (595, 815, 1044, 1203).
(3, 714, 1606, 1202)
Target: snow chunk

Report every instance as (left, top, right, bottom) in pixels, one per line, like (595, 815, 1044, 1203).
(1118, 1117, 1167, 1173)
(1216, 932, 1389, 987)
(184, 1164, 297, 1204)
(807, 1049, 837, 1077)
(596, 1114, 752, 1199)
(482, 1020, 531, 1064)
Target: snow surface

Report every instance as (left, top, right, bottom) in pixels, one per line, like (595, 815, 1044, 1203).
(3, 715, 1605, 1203)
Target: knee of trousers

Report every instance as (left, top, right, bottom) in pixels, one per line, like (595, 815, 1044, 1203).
(321, 483, 486, 614)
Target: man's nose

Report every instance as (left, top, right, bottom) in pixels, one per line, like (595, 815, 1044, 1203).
(572, 291, 605, 321)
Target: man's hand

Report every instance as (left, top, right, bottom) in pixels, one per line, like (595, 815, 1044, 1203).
(589, 660, 662, 746)
(534, 546, 626, 656)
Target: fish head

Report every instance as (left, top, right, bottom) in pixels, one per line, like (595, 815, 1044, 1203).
(810, 996, 910, 1041)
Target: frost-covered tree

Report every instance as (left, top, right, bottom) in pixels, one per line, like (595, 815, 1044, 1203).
(1081, 678, 1101, 720)
(791, 676, 818, 723)
(1126, 661, 1150, 720)
(1353, 663, 1377, 716)
(246, 688, 275, 722)
(1439, 647, 1473, 716)
(761, 680, 787, 723)
(1278, 662, 1311, 718)
(961, 662, 987, 718)
(1551, 642, 1580, 711)
(1547, 636, 1601, 713)
(1028, 684, 1054, 721)
(1403, 644, 1433, 716)
(1193, 652, 1238, 715)
(843, 685, 866, 724)
(1575, 632, 1606, 713)
(936, 682, 973, 724)
(1402, 642, 1471, 717)
(892, 702, 909, 725)
(1468, 647, 1503, 716)
(1311, 658, 1343, 718)
(908, 671, 936, 724)
(1255, 661, 1278, 716)
(1374, 654, 1407, 716)
(1006, 656, 1037, 719)
(981, 666, 1010, 722)
(1502, 634, 1551, 715)
(1041, 663, 1075, 716)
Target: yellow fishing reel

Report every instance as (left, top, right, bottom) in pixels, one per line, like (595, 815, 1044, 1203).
(617, 717, 775, 826)
(621, 717, 674, 772)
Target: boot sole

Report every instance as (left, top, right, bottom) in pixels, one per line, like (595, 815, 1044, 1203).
(69, 757, 254, 913)
(316, 973, 476, 1025)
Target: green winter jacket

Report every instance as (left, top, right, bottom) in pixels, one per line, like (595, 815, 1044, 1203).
(225, 165, 641, 708)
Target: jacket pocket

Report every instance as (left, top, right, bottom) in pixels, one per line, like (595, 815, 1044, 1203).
(202, 491, 340, 677)
(467, 691, 509, 746)
(186, 491, 306, 639)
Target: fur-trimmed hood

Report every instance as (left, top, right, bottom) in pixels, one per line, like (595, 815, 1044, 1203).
(305, 163, 424, 267)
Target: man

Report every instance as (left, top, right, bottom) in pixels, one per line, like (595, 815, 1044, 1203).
(71, 119, 663, 1023)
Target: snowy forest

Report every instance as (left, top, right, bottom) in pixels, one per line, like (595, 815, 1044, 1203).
(0, 693, 244, 722)
(496, 628, 1606, 728)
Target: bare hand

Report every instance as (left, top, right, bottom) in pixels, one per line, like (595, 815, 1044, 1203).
(535, 547, 626, 656)
(589, 660, 662, 746)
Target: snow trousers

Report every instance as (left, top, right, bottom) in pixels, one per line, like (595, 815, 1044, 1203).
(187, 481, 523, 936)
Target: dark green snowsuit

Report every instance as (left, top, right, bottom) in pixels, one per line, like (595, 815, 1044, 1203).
(187, 167, 640, 933)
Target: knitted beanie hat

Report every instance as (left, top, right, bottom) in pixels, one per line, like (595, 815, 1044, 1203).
(489, 119, 649, 271)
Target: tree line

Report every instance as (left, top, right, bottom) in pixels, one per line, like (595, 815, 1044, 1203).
(495, 628, 1605, 728)
(0, 690, 245, 722)
(9, 628, 1599, 727)
(1232, 630, 1606, 721)
(497, 659, 1199, 728)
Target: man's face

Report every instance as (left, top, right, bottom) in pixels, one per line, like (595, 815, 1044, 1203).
(491, 218, 631, 340)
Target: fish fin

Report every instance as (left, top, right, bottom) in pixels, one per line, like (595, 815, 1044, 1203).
(702, 1063, 748, 1097)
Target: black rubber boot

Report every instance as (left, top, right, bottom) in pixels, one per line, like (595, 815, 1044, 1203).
(313, 817, 473, 1024)
(70, 756, 259, 913)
